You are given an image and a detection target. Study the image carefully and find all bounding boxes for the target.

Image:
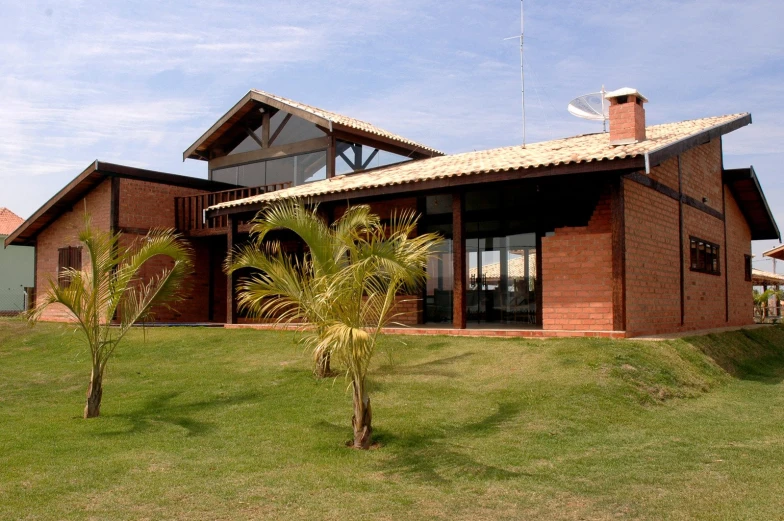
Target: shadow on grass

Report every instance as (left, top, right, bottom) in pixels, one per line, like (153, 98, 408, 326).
(101, 390, 262, 437)
(376, 351, 475, 378)
(685, 327, 784, 384)
(374, 402, 528, 484)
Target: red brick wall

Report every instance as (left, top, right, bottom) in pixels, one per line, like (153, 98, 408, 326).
(118, 178, 208, 230)
(35, 180, 112, 322)
(623, 139, 753, 336)
(724, 187, 753, 325)
(116, 233, 213, 323)
(118, 179, 218, 323)
(541, 189, 614, 330)
(624, 179, 681, 335)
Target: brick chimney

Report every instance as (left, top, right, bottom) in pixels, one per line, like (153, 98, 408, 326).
(605, 88, 648, 145)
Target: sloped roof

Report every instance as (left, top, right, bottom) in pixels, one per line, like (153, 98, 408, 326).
(752, 268, 784, 285)
(724, 166, 780, 241)
(5, 162, 235, 247)
(0, 207, 23, 236)
(183, 90, 444, 161)
(208, 113, 751, 213)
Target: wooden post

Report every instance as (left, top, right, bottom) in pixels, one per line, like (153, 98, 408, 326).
(326, 134, 336, 179)
(226, 215, 238, 324)
(452, 192, 466, 329)
(261, 112, 270, 148)
(678, 156, 685, 325)
(611, 177, 626, 332)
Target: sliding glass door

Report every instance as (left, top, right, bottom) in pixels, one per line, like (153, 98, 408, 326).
(466, 233, 536, 324)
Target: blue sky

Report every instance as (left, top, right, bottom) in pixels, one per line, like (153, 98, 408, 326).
(2, 0, 782, 267)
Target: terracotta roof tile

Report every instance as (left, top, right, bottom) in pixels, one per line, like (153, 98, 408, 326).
(209, 113, 748, 212)
(0, 207, 23, 236)
(251, 90, 443, 155)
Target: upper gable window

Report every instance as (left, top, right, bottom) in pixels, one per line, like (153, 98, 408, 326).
(228, 111, 325, 156)
(335, 139, 412, 175)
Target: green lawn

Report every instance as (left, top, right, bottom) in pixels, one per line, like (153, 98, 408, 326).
(1, 319, 783, 520)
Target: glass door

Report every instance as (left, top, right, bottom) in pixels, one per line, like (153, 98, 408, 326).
(466, 234, 536, 324)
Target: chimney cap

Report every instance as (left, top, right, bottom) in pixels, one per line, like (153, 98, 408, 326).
(605, 87, 648, 103)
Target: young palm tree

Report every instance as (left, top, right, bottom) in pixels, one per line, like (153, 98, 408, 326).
(227, 200, 441, 448)
(230, 201, 379, 377)
(27, 216, 193, 418)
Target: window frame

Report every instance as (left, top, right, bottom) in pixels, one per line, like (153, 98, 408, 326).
(744, 254, 752, 282)
(688, 236, 721, 276)
(57, 246, 83, 288)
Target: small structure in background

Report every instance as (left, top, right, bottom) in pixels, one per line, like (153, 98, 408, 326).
(0, 208, 34, 315)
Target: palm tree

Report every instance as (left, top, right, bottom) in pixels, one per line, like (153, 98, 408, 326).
(753, 288, 782, 321)
(27, 216, 193, 418)
(230, 201, 379, 377)
(227, 200, 441, 448)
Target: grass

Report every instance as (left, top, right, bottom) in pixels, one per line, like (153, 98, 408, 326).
(1, 319, 784, 520)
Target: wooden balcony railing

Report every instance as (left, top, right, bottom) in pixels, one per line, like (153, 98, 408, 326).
(175, 183, 291, 234)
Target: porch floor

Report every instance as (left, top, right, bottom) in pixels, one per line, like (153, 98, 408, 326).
(224, 322, 626, 339)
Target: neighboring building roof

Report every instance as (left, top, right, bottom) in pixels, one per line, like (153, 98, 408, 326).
(5, 161, 236, 247)
(724, 166, 780, 241)
(752, 268, 784, 286)
(183, 89, 444, 161)
(0, 207, 23, 236)
(207, 113, 751, 214)
(763, 244, 784, 260)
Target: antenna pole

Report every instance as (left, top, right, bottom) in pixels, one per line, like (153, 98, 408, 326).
(519, 0, 525, 146)
(505, 0, 526, 147)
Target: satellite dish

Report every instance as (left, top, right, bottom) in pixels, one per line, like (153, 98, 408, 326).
(567, 87, 609, 131)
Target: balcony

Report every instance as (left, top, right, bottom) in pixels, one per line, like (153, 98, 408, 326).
(175, 183, 290, 235)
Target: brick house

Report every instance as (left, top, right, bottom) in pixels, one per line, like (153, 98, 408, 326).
(6, 88, 779, 337)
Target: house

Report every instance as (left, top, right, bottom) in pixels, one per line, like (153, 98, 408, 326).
(0, 208, 34, 315)
(6, 88, 779, 337)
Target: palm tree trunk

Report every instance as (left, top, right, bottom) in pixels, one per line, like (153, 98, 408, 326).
(315, 352, 332, 378)
(351, 378, 372, 449)
(84, 365, 103, 418)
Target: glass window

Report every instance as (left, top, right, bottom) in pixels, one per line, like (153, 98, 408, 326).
(265, 156, 296, 186)
(335, 139, 412, 175)
(268, 111, 324, 146)
(689, 236, 720, 275)
(212, 166, 239, 185)
(425, 239, 453, 323)
(296, 151, 328, 184)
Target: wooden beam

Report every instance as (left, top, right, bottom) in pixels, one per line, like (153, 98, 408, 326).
(452, 193, 466, 329)
(721, 139, 729, 323)
(338, 150, 356, 170)
(269, 113, 292, 146)
(326, 134, 336, 179)
(226, 216, 238, 325)
(249, 91, 328, 127)
(208, 136, 330, 170)
(245, 125, 264, 149)
(110, 177, 120, 233)
(624, 171, 725, 221)
(331, 129, 433, 161)
(678, 156, 685, 326)
(331, 125, 441, 159)
(261, 112, 270, 148)
(361, 149, 379, 170)
(611, 178, 626, 331)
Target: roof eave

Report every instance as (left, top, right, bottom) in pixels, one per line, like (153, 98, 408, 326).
(204, 155, 645, 219)
(644, 113, 752, 173)
(724, 165, 780, 241)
